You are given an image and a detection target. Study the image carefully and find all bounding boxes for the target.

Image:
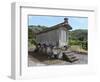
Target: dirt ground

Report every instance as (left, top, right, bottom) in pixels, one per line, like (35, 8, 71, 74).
(28, 51, 88, 67)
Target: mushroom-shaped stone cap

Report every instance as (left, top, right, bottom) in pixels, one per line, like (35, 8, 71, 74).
(64, 18, 68, 23)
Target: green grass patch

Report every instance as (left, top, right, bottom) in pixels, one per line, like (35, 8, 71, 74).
(69, 45, 87, 54)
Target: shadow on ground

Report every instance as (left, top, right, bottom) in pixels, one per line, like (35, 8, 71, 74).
(28, 51, 57, 62)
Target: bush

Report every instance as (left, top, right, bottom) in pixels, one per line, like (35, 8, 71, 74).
(69, 40, 80, 45)
(69, 40, 88, 50)
(29, 39, 37, 46)
(81, 41, 88, 50)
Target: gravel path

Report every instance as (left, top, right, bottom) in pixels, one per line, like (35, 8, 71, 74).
(28, 52, 88, 67)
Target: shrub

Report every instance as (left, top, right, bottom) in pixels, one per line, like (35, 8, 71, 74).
(81, 41, 88, 50)
(69, 40, 88, 50)
(69, 40, 80, 45)
(29, 39, 37, 46)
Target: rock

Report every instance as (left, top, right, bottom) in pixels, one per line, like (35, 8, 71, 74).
(46, 47, 52, 57)
(57, 51, 63, 59)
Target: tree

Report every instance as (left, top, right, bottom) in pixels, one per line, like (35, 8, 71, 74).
(69, 29, 88, 50)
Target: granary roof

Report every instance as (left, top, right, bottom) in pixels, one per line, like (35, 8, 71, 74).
(36, 18, 72, 35)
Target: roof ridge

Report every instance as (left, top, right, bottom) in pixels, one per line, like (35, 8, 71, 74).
(36, 18, 72, 35)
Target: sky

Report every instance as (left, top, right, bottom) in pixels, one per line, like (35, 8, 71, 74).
(28, 15, 88, 30)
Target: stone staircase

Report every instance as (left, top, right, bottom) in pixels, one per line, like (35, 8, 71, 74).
(62, 51, 79, 63)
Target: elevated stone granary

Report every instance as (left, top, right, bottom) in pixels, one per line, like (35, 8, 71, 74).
(36, 18, 72, 47)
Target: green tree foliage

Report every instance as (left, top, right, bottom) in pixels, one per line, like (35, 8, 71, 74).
(69, 29, 87, 41)
(69, 29, 88, 50)
(28, 25, 48, 47)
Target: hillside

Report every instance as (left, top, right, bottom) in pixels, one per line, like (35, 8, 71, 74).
(69, 29, 88, 41)
(28, 25, 48, 34)
(69, 29, 88, 50)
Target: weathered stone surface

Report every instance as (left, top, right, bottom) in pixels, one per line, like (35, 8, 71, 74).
(62, 52, 79, 63)
(57, 52, 63, 59)
(35, 44, 79, 63)
(46, 47, 52, 57)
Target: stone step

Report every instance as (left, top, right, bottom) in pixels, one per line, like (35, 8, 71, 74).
(67, 56, 78, 62)
(70, 58, 79, 63)
(63, 51, 72, 54)
(63, 52, 79, 63)
(67, 53, 74, 56)
(69, 56, 76, 59)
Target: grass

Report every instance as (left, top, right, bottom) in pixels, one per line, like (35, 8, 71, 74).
(69, 45, 87, 54)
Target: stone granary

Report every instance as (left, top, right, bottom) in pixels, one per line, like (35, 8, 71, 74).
(36, 18, 72, 48)
(34, 18, 79, 62)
